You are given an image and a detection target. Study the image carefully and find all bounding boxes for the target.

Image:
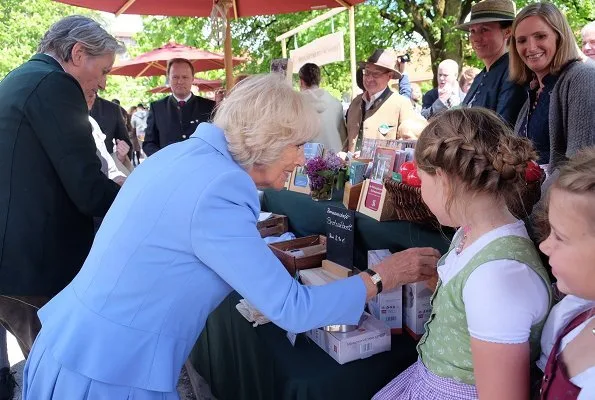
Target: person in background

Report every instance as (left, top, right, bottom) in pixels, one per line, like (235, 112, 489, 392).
(421, 59, 460, 119)
(87, 93, 128, 184)
(510, 2, 595, 175)
(142, 58, 216, 156)
(126, 105, 142, 166)
(581, 21, 595, 61)
(0, 15, 121, 363)
(374, 108, 551, 400)
(131, 103, 148, 145)
(298, 63, 346, 152)
(409, 83, 423, 114)
(457, 0, 526, 126)
(22, 74, 439, 399)
(90, 96, 132, 156)
(346, 49, 415, 152)
(459, 67, 481, 100)
(537, 147, 595, 400)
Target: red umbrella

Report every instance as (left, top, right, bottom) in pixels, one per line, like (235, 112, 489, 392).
(52, 0, 364, 89)
(149, 78, 223, 93)
(54, 0, 362, 18)
(111, 41, 246, 77)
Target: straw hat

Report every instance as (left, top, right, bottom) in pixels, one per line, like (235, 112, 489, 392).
(358, 49, 402, 79)
(456, 0, 516, 31)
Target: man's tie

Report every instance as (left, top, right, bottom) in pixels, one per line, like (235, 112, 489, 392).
(178, 100, 186, 108)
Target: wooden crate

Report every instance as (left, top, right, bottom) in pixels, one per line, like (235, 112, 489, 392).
(268, 235, 327, 276)
(342, 181, 363, 210)
(257, 214, 288, 238)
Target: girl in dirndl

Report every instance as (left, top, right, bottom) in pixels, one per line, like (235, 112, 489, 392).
(536, 148, 595, 400)
(373, 107, 552, 400)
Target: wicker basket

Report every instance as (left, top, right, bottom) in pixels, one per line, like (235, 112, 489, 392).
(383, 179, 438, 225)
(383, 177, 543, 224)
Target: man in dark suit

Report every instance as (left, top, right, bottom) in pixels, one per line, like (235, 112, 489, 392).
(0, 16, 122, 362)
(90, 95, 132, 154)
(143, 58, 216, 156)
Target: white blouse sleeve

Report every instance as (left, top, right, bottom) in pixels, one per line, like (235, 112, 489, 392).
(463, 260, 550, 343)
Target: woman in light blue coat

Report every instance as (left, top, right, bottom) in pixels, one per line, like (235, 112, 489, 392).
(23, 74, 439, 399)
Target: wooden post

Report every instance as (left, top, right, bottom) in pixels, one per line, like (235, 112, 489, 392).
(281, 38, 287, 58)
(349, 6, 357, 99)
(224, 18, 233, 91)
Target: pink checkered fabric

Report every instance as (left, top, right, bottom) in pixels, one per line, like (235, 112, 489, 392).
(372, 359, 478, 400)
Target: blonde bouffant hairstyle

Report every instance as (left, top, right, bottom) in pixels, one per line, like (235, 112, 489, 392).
(214, 74, 319, 170)
(509, 2, 582, 84)
(415, 108, 537, 213)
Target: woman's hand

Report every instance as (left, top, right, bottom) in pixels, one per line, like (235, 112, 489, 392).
(360, 247, 440, 299)
(115, 139, 130, 163)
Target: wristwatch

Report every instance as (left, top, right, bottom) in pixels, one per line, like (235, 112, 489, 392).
(364, 269, 383, 294)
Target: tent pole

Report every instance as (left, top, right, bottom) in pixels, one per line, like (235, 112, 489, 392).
(224, 18, 233, 91)
(281, 39, 287, 58)
(349, 6, 357, 99)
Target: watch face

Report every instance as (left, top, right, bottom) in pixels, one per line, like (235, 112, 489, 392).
(370, 273, 381, 285)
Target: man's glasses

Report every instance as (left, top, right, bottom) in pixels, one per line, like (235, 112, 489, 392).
(363, 69, 390, 79)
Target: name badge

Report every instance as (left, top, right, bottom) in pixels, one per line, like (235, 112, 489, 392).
(378, 123, 394, 136)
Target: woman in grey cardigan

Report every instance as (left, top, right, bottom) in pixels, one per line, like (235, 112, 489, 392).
(510, 2, 595, 177)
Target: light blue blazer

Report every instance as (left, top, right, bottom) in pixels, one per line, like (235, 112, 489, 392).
(31, 123, 366, 393)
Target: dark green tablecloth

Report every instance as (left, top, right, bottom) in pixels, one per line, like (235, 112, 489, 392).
(189, 292, 419, 400)
(188, 189, 452, 400)
(262, 188, 452, 268)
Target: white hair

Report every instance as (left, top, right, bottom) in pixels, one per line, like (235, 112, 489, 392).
(438, 59, 459, 75)
(213, 74, 319, 170)
(582, 21, 595, 36)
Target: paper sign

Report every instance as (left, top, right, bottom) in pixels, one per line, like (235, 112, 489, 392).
(290, 32, 345, 73)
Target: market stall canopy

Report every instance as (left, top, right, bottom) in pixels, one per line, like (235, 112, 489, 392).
(54, 0, 364, 17)
(111, 41, 246, 77)
(149, 78, 223, 93)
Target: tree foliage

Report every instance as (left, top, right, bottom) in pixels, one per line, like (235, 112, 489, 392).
(0, 0, 99, 78)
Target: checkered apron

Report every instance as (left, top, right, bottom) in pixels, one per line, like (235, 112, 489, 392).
(372, 359, 478, 400)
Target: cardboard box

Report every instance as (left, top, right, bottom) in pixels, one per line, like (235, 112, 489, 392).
(367, 250, 402, 333)
(305, 313, 391, 365)
(403, 281, 433, 340)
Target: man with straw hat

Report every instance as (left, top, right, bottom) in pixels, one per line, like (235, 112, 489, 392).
(456, 0, 525, 126)
(345, 49, 415, 152)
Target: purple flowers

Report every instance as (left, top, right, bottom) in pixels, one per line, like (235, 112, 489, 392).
(303, 155, 345, 193)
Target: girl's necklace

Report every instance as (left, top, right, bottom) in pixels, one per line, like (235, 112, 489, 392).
(455, 226, 471, 255)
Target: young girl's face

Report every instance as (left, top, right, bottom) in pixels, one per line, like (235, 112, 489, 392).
(418, 169, 454, 227)
(540, 188, 595, 300)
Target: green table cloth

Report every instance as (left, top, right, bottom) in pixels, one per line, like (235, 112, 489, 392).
(189, 292, 419, 400)
(262, 188, 452, 268)
(188, 189, 454, 399)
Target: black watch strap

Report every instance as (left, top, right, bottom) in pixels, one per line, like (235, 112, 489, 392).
(364, 269, 383, 294)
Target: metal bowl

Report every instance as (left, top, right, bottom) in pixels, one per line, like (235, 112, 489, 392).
(322, 314, 366, 333)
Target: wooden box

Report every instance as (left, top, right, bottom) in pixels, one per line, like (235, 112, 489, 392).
(356, 179, 398, 222)
(268, 235, 327, 276)
(342, 181, 363, 210)
(257, 214, 288, 238)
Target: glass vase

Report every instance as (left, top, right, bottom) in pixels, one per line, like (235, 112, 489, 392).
(310, 175, 335, 201)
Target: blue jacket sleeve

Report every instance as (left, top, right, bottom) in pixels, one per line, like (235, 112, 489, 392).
(190, 170, 366, 333)
(495, 74, 526, 127)
(398, 73, 412, 99)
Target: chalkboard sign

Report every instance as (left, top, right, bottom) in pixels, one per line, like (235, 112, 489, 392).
(325, 206, 355, 269)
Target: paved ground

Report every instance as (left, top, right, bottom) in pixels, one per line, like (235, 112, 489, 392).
(8, 333, 215, 399)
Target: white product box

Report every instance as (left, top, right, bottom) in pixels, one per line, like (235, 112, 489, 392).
(403, 281, 433, 340)
(367, 250, 403, 333)
(305, 313, 391, 365)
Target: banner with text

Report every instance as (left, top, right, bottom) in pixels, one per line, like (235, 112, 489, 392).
(290, 32, 345, 73)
